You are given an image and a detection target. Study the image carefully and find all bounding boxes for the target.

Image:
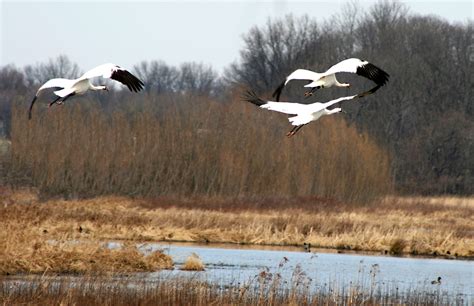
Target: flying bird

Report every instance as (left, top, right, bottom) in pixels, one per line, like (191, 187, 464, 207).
(272, 58, 389, 101)
(244, 85, 379, 137)
(28, 63, 144, 119)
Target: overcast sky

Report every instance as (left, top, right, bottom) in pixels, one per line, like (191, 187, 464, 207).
(1, 1, 472, 73)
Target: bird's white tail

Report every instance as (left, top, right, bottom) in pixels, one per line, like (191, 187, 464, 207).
(288, 115, 312, 126)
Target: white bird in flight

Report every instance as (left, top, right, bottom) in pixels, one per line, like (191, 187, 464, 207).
(244, 86, 379, 137)
(28, 63, 144, 119)
(272, 58, 389, 101)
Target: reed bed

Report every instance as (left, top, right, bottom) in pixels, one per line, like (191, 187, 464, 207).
(8, 93, 392, 203)
(0, 270, 463, 305)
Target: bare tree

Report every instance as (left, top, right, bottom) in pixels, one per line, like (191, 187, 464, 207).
(0, 65, 27, 137)
(0, 65, 26, 91)
(23, 55, 81, 86)
(177, 62, 219, 96)
(134, 60, 179, 94)
(226, 15, 320, 93)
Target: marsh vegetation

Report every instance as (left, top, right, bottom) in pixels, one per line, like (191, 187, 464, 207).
(1, 189, 472, 271)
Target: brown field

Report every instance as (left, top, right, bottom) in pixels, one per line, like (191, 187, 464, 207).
(0, 188, 472, 277)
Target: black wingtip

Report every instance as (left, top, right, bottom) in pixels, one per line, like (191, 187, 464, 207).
(357, 63, 390, 87)
(137, 78, 145, 91)
(271, 80, 285, 102)
(132, 76, 145, 92)
(242, 90, 266, 107)
(112, 70, 145, 93)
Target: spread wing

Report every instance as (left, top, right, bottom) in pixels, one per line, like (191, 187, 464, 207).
(80, 63, 144, 92)
(272, 69, 320, 101)
(321, 84, 383, 110)
(243, 90, 308, 115)
(28, 78, 75, 120)
(322, 58, 390, 87)
(36, 78, 74, 93)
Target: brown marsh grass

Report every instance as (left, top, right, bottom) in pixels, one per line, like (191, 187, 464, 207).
(0, 188, 174, 275)
(8, 94, 392, 203)
(0, 239, 173, 275)
(1, 189, 472, 264)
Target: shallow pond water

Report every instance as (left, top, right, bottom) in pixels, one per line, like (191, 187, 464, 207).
(114, 242, 473, 300)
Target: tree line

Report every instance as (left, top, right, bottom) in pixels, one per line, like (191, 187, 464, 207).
(0, 0, 472, 195)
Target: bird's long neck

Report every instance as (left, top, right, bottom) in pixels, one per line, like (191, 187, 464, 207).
(335, 79, 350, 87)
(324, 108, 341, 115)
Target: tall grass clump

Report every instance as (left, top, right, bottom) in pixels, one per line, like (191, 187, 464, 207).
(9, 93, 392, 202)
(180, 253, 205, 271)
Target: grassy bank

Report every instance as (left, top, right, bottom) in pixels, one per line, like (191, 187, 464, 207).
(0, 188, 174, 275)
(0, 240, 173, 275)
(1, 189, 472, 273)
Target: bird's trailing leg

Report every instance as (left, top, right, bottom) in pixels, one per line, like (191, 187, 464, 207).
(304, 86, 321, 98)
(49, 92, 75, 108)
(48, 96, 62, 108)
(286, 126, 299, 137)
(286, 125, 298, 137)
(56, 92, 76, 106)
(292, 124, 306, 136)
(286, 124, 306, 137)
